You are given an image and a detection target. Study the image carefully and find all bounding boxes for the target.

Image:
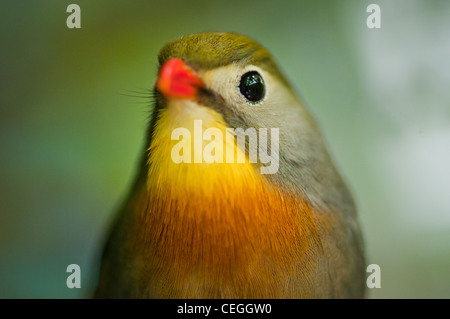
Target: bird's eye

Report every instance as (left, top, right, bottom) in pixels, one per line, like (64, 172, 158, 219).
(239, 71, 265, 103)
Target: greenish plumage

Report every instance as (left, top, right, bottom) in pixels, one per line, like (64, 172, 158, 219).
(95, 32, 366, 299)
(158, 32, 290, 87)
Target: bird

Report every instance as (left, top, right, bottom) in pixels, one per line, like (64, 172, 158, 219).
(94, 32, 366, 298)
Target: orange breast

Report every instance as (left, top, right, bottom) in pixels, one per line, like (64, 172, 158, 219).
(128, 177, 322, 298)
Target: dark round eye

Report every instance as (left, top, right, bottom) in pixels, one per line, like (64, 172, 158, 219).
(239, 71, 265, 103)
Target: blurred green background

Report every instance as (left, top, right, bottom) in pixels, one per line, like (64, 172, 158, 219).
(1, 0, 449, 298)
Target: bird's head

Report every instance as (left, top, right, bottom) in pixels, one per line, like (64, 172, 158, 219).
(145, 32, 338, 209)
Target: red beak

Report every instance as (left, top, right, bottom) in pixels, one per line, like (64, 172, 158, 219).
(156, 58, 205, 100)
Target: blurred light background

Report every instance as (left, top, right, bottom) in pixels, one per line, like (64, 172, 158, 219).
(1, 0, 449, 298)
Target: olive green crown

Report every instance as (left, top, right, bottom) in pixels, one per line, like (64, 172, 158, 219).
(158, 32, 287, 86)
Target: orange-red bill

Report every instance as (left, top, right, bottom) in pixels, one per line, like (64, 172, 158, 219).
(156, 58, 205, 100)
